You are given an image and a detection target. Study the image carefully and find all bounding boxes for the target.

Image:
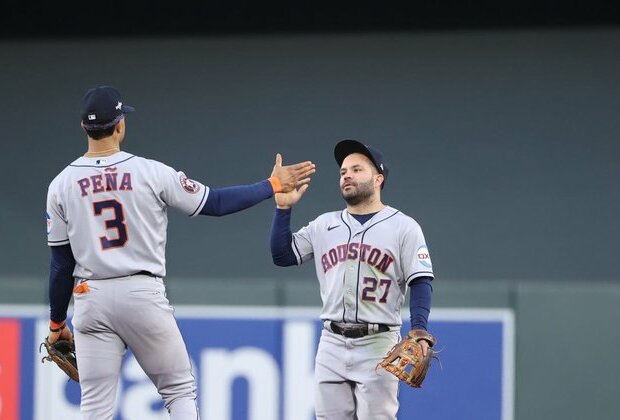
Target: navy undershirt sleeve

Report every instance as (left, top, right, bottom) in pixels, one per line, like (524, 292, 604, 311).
(199, 180, 273, 216)
(270, 207, 298, 266)
(49, 244, 76, 323)
(409, 276, 433, 331)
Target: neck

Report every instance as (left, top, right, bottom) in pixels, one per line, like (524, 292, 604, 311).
(85, 137, 120, 157)
(346, 197, 385, 215)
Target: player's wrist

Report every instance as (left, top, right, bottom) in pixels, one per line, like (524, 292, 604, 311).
(49, 320, 66, 332)
(408, 329, 436, 347)
(268, 176, 282, 194)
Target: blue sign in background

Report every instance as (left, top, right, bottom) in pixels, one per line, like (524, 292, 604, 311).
(402, 321, 506, 420)
(10, 308, 512, 420)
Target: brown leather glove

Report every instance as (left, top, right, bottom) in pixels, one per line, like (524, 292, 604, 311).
(379, 329, 437, 388)
(40, 338, 79, 382)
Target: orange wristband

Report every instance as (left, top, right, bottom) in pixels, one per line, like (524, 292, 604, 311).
(49, 320, 66, 332)
(268, 176, 282, 193)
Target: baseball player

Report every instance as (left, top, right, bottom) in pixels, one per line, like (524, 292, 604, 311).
(45, 85, 315, 419)
(270, 139, 434, 419)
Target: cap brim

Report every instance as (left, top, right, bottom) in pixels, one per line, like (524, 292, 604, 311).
(334, 139, 378, 168)
(121, 104, 135, 113)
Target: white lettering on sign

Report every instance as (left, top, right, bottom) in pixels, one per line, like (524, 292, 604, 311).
(120, 354, 168, 419)
(33, 319, 318, 420)
(284, 321, 315, 420)
(202, 347, 279, 420)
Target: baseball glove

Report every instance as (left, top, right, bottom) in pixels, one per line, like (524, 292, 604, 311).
(40, 338, 79, 382)
(379, 329, 437, 388)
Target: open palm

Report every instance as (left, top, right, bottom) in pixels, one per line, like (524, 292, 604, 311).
(275, 184, 310, 209)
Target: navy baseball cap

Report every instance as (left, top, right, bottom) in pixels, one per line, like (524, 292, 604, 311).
(334, 139, 389, 188)
(80, 86, 135, 130)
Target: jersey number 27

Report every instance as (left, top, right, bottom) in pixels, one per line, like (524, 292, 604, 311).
(361, 277, 392, 303)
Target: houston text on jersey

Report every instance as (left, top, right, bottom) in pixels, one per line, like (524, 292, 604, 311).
(321, 243, 394, 274)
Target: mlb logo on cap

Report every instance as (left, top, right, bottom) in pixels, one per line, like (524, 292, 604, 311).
(80, 86, 135, 130)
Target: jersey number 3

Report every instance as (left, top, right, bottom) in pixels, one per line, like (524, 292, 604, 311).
(93, 199, 128, 250)
(361, 277, 392, 303)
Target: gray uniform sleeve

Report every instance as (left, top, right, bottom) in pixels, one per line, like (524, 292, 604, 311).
(46, 180, 70, 247)
(157, 162, 210, 217)
(401, 220, 434, 284)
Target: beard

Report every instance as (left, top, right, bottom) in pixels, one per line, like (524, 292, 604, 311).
(341, 178, 375, 206)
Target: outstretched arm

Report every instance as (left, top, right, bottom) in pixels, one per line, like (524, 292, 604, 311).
(199, 154, 315, 217)
(200, 181, 274, 216)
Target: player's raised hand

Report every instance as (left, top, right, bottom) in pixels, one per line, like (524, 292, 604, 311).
(275, 183, 311, 209)
(271, 153, 316, 193)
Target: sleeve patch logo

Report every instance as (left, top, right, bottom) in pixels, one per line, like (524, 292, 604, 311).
(179, 174, 200, 194)
(416, 245, 432, 268)
(46, 211, 52, 235)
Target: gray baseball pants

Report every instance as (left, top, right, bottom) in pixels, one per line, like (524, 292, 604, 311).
(72, 274, 198, 419)
(314, 328, 400, 420)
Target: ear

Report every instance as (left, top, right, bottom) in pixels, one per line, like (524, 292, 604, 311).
(375, 173, 384, 188)
(115, 118, 125, 133)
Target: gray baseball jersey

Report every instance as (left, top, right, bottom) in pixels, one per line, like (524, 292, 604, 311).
(46, 151, 209, 279)
(291, 205, 433, 326)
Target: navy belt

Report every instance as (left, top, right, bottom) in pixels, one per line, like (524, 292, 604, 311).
(134, 270, 156, 277)
(328, 321, 390, 338)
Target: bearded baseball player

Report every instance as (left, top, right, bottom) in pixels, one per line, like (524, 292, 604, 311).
(45, 85, 315, 419)
(270, 139, 435, 419)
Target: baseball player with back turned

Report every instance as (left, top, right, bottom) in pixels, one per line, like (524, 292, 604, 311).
(45, 85, 315, 419)
(270, 139, 435, 419)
